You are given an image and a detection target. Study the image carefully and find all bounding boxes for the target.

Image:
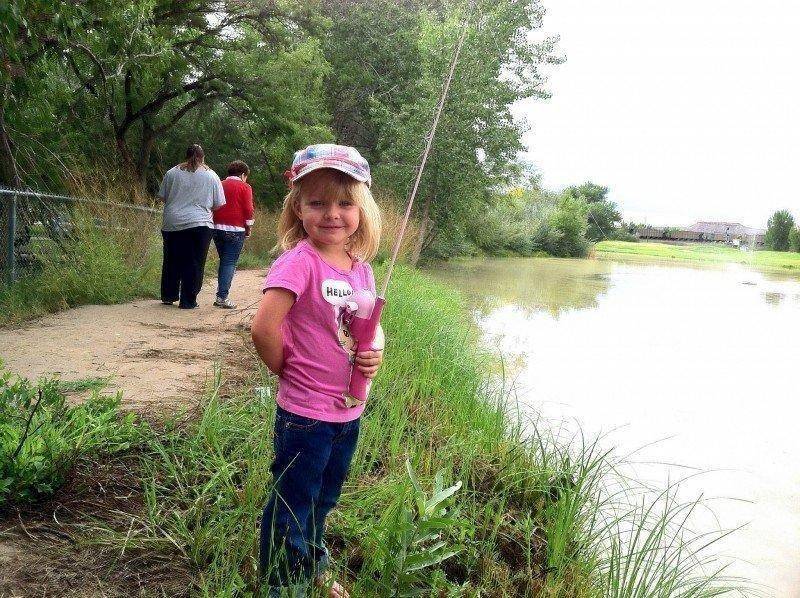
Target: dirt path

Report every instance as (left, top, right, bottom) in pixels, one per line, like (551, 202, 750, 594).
(0, 269, 266, 410)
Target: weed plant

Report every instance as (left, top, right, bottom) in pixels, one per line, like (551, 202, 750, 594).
(0, 369, 143, 508)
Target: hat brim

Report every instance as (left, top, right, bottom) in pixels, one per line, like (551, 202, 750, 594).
(292, 161, 371, 188)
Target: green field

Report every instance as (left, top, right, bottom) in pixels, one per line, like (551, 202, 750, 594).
(595, 240, 800, 273)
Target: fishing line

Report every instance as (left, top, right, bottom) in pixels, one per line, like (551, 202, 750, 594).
(381, 2, 473, 297)
(345, 1, 474, 405)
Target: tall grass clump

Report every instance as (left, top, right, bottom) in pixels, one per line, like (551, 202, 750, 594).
(141, 371, 279, 595)
(597, 487, 748, 597)
(237, 207, 280, 270)
(0, 368, 143, 508)
(374, 188, 421, 264)
(0, 201, 161, 326)
(118, 267, 742, 596)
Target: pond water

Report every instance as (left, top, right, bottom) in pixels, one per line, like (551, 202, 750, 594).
(426, 256, 800, 597)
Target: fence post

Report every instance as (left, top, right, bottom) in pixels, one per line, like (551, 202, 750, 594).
(4, 190, 15, 284)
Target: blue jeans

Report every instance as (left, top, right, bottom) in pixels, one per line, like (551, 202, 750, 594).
(212, 229, 245, 299)
(260, 407, 360, 587)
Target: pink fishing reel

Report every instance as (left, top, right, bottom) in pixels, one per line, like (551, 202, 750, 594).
(344, 290, 385, 407)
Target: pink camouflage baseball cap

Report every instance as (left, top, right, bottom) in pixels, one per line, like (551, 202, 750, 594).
(286, 143, 372, 188)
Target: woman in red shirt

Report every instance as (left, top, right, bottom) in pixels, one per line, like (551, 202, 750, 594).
(212, 160, 255, 308)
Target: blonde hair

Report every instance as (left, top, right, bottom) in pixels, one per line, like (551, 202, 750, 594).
(277, 169, 382, 261)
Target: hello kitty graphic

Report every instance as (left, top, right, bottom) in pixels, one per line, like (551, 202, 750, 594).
(320, 279, 358, 359)
(337, 311, 356, 358)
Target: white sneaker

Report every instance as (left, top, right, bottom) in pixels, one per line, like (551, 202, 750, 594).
(214, 296, 237, 309)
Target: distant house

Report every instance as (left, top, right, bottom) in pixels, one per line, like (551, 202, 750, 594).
(636, 221, 765, 246)
(685, 222, 765, 244)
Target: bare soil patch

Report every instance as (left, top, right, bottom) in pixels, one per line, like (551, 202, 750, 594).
(0, 269, 266, 411)
(0, 454, 190, 598)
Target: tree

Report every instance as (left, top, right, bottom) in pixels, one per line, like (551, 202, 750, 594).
(62, 0, 325, 190)
(374, 0, 562, 262)
(564, 181, 608, 204)
(157, 39, 333, 207)
(319, 0, 424, 163)
(563, 181, 619, 241)
(789, 227, 800, 253)
(0, 0, 84, 188)
(764, 210, 795, 251)
(586, 199, 621, 242)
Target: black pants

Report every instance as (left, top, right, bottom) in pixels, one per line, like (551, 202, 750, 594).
(161, 226, 213, 308)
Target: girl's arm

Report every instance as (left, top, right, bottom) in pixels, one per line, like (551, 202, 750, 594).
(251, 288, 295, 375)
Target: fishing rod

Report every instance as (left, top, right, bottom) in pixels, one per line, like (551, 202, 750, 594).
(345, 4, 473, 407)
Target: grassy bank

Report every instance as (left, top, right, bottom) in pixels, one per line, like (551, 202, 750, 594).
(123, 265, 597, 595)
(0, 204, 163, 327)
(595, 240, 800, 273)
(2, 267, 743, 596)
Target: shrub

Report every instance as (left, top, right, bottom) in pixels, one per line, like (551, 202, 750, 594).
(765, 209, 795, 251)
(545, 194, 589, 257)
(586, 199, 622, 242)
(789, 227, 800, 253)
(0, 368, 142, 507)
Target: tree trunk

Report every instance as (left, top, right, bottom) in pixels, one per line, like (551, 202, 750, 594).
(135, 122, 156, 197)
(411, 192, 432, 265)
(0, 85, 21, 283)
(116, 133, 136, 177)
(0, 87, 22, 189)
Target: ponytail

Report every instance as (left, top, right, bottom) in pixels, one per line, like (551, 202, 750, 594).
(183, 144, 205, 172)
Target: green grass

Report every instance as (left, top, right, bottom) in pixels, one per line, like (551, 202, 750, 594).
(0, 207, 162, 327)
(84, 266, 744, 596)
(595, 240, 800, 273)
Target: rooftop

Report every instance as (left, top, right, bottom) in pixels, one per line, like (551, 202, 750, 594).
(685, 221, 765, 236)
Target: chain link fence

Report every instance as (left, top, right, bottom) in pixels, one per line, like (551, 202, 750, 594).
(1, 186, 162, 286)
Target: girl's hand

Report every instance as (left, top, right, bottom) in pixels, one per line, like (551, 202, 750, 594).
(355, 350, 383, 379)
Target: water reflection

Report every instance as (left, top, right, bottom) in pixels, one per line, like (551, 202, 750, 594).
(426, 257, 612, 317)
(427, 256, 800, 597)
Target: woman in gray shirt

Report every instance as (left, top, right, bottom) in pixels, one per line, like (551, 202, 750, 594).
(158, 144, 225, 309)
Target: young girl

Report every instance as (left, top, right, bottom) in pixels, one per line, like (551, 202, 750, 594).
(251, 144, 384, 597)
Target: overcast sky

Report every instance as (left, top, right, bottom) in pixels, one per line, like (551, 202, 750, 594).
(515, 0, 800, 228)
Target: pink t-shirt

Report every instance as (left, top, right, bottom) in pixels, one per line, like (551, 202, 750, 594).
(263, 239, 376, 422)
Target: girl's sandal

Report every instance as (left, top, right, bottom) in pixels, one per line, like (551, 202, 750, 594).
(315, 572, 349, 598)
